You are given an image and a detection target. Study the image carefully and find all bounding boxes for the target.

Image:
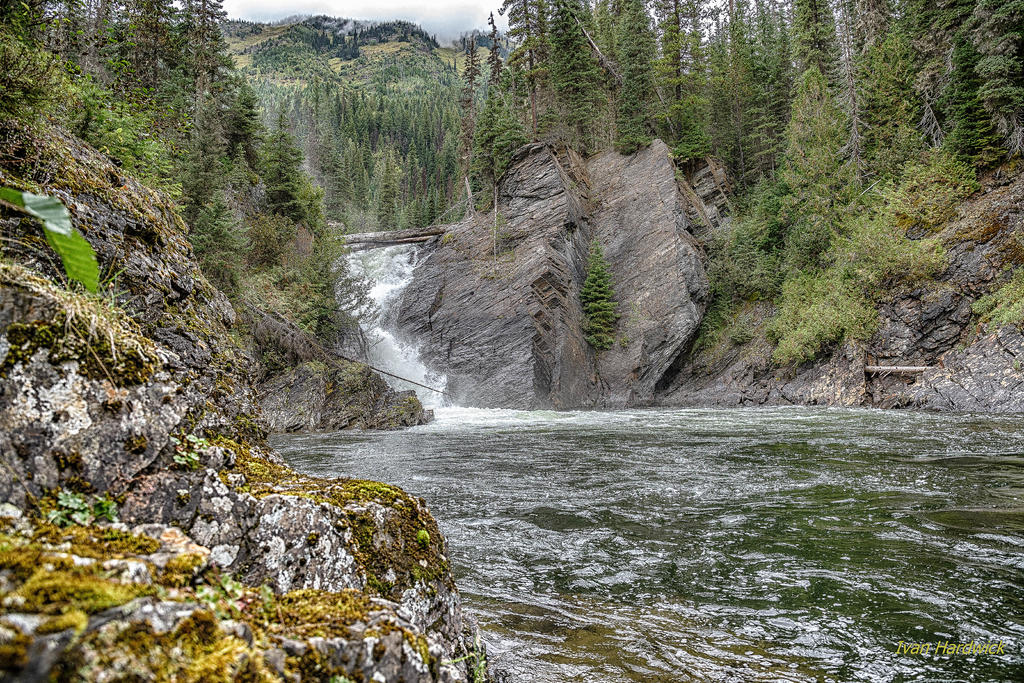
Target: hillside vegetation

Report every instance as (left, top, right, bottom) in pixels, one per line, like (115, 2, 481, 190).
(223, 16, 470, 233)
(452, 0, 1022, 366)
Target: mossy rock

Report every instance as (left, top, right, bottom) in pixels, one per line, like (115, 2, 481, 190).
(216, 442, 451, 599)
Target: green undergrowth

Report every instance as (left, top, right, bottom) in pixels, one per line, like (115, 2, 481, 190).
(973, 268, 1024, 327)
(702, 149, 975, 365)
(0, 262, 162, 385)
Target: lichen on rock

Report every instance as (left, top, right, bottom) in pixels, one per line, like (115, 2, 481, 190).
(1, 118, 488, 681)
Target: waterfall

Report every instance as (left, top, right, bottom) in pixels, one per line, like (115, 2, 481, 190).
(345, 245, 448, 408)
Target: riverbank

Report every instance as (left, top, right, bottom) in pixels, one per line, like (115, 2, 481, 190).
(0, 119, 483, 681)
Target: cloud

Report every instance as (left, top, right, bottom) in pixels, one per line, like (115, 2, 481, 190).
(222, 0, 506, 41)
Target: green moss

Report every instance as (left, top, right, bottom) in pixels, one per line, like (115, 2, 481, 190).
(14, 568, 151, 614)
(0, 629, 31, 671)
(60, 608, 274, 683)
(36, 609, 89, 635)
(159, 553, 207, 588)
(124, 434, 148, 454)
(0, 544, 73, 581)
(269, 588, 372, 638)
(32, 523, 161, 557)
(215, 444, 449, 598)
(406, 632, 431, 668)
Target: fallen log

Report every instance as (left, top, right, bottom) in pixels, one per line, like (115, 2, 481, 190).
(865, 365, 930, 375)
(343, 225, 447, 245)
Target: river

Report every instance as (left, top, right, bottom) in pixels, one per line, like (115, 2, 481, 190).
(272, 406, 1024, 682)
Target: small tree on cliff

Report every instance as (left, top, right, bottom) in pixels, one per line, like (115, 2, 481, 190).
(581, 241, 619, 350)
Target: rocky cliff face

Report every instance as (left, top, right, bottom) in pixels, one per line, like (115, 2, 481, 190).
(0, 120, 482, 680)
(396, 140, 709, 409)
(661, 166, 1024, 413)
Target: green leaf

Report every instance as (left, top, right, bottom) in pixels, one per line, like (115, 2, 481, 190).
(0, 187, 99, 293)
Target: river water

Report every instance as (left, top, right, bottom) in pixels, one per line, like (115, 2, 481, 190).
(272, 406, 1024, 682)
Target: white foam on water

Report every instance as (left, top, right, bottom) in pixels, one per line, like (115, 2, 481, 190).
(345, 245, 449, 408)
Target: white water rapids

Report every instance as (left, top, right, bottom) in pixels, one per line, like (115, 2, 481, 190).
(345, 245, 448, 407)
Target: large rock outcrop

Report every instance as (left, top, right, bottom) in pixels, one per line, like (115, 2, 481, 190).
(248, 308, 432, 432)
(661, 165, 1024, 412)
(396, 140, 709, 408)
(0, 120, 482, 680)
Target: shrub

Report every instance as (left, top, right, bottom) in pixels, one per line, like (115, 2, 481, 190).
(0, 30, 61, 121)
(886, 150, 980, 232)
(768, 271, 877, 365)
(768, 214, 945, 365)
(63, 76, 181, 196)
(972, 268, 1024, 327)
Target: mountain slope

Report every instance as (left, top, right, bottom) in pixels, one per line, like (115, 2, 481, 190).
(223, 16, 465, 232)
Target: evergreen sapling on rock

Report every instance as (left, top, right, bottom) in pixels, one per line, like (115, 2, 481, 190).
(581, 240, 620, 350)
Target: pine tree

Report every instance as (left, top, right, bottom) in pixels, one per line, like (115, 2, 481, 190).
(970, 0, 1024, 154)
(487, 12, 503, 87)
(580, 240, 620, 350)
(793, 0, 838, 78)
(614, 0, 656, 154)
(501, 0, 550, 139)
(549, 0, 604, 151)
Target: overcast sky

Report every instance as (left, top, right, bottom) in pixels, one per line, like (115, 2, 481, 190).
(222, 1, 505, 41)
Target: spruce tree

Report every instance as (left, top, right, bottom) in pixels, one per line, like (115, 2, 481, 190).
(858, 32, 923, 177)
(487, 12, 503, 87)
(501, 0, 550, 139)
(793, 0, 838, 78)
(970, 0, 1024, 154)
(373, 146, 401, 228)
(614, 0, 656, 154)
(780, 65, 855, 271)
(656, 0, 712, 161)
(460, 41, 482, 201)
(580, 240, 620, 351)
(182, 99, 227, 226)
(188, 0, 228, 102)
(192, 191, 244, 293)
(549, 0, 604, 151)
(262, 111, 307, 223)
(472, 84, 528, 207)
